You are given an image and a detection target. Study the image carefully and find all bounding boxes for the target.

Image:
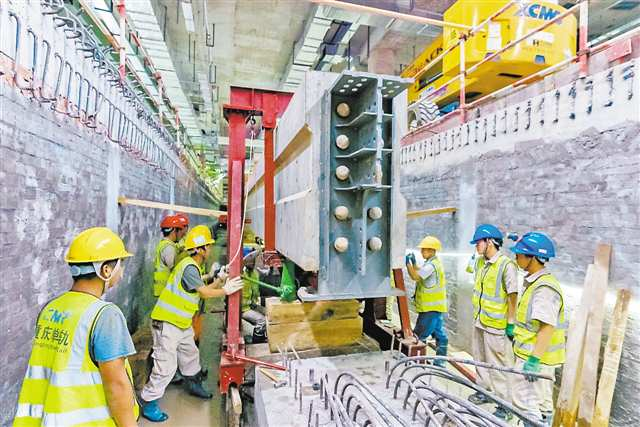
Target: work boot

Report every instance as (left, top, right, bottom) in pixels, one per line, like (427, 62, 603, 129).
(468, 391, 491, 405)
(434, 343, 448, 368)
(493, 406, 513, 422)
(141, 399, 169, 422)
(184, 373, 213, 399)
(170, 370, 183, 385)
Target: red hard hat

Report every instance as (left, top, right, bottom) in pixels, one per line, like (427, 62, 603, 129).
(160, 215, 180, 229)
(218, 214, 227, 224)
(175, 213, 189, 228)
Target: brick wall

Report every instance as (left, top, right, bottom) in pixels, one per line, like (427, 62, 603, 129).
(0, 84, 214, 424)
(400, 58, 639, 424)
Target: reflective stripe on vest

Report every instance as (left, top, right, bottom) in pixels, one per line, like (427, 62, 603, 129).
(14, 292, 139, 427)
(472, 254, 513, 329)
(153, 239, 176, 297)
(151, 256, 201, 329)
(414, 257, 447, 313)
(513, 274, 567, 366)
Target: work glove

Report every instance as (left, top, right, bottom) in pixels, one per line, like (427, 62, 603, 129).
(523, 355, 541, 382)
(505, 323, 515, 341)
(216, 265, 229, 281)
(405, 252, 416, 266)
(223, 276, 244, 295)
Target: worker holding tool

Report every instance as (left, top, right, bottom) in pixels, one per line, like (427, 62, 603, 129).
(242, 249, 267, 343)
(139, 225, 244, 422)
(467, 224, 518, 422)
(405, 235, 448, 368)
(153, 215, 184, 297)
(510, 232, 566, 425)
(14, 227, 139, 426)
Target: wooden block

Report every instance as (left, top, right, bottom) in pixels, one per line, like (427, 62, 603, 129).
(577, 244, 611, 427)
(266, 297, 360, 324)
(592, 289, 632, 427)
(554, 265, 595, 427)
(267, 316, 363, 352)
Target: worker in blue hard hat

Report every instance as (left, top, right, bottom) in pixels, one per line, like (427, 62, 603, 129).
(466, 224, 518, 422)
(510, 232, 566, 425)
(405, 236, 448, 368)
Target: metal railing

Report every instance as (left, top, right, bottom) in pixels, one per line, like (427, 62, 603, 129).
(403, 0, 628, 133)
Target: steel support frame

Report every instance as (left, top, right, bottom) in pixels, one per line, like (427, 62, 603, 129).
(219, 87, 291, 394)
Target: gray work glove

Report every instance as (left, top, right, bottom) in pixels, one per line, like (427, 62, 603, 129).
(222, 276, 244, 295)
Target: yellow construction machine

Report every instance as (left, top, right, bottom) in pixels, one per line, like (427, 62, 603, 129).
(402, 0, 577, 128)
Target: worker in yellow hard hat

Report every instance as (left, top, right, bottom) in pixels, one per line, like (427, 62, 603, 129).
(405, 235, 448, 368)
(14, 227, 139, 427)
(139, 225, 244, 422)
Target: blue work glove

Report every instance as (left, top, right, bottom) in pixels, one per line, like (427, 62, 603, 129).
(523, 355, 541, 382)
(506, 323, 515, 341)
(405, 252, 416, 266)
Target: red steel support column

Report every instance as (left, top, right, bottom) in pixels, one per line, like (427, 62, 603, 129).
(262, 94, 278, 253)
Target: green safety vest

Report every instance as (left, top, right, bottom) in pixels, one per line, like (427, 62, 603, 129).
(151, 257, 202, 329)
(514, 273, 567, 366)
(414, 257, 447, 313)
(14, 292, 139, 426)
(472, 254, 515, 329)
(153, 239, 177, 297)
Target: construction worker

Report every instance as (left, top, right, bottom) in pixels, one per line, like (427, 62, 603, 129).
(241, 249, 267, 343)
(139, 225, 244, 422)
(173, 213, 191, 265)
(467, 224, 518, 421)
(510, 232, 566, 425)
(153, 215, 184, 298)
(405, 236, 448, 368)
(14, 227, 139, 426)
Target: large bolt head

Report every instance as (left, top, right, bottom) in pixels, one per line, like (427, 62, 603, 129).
(336, 134, 350, 150)
(368, 207, 382, 220)
(334, 206, 349, 221)
(334, 237, 349, 253)
(368, 237, 383, 251)
(336, 102, 351, 118)
(335, 165, 350, 181)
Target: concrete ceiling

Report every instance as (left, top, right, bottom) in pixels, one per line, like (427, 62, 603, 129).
(133, 0, 639, 174)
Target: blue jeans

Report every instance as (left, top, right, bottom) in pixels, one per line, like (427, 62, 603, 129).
(414, 312, 448, 353)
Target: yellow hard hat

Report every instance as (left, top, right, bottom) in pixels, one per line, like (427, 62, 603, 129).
(417, 235, 442, 251)
(184, 225, 215, 250)
(65, 227, 133, 263)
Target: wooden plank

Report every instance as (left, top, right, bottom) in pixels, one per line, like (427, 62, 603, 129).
(267, 316, 363, 352)
(266, 297, 360, 324)
(554, 265, 594, 426)
(406, 206, 457, 219)
(118, 196, 225, 217)
(577, 244, 612, 427)
(592, 289, 632, 427)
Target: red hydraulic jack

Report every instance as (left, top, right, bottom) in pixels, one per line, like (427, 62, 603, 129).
(219, 86, 293, 394)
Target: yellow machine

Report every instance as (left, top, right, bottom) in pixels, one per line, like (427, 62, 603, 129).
(402, 0, 577, 127)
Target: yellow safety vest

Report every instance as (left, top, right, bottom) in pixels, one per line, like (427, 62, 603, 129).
(14, 292, 139, 426)
(153, 239, 177, 297)
(472, 254, 514, 329)
(151, 257, 202, 329)
(514, 274, 567, 366)
(414, 257, 447, 313)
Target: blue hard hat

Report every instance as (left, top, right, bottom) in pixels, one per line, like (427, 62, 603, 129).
(469, 224, 503, 244)
(510, 232, 556, 259)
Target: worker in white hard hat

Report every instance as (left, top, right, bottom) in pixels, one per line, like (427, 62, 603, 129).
(139, 225, 244, 422)
(405, 235, 448, 367)
(14, 227, 139, 427)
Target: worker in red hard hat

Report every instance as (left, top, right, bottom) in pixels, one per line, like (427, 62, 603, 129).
(153, 215, 184, 298)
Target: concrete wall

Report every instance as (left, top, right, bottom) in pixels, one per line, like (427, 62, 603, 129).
(400, 54, 639, 425)
(0, 71, 213, 427)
